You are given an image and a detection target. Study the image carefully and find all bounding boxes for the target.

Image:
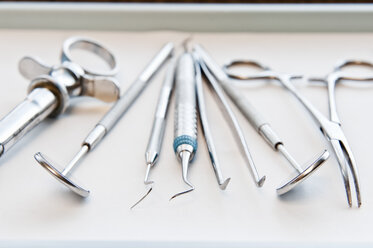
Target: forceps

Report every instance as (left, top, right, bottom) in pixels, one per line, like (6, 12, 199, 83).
(224, 59, 373, 207)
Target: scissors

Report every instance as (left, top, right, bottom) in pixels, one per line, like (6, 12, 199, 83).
(224, 59, 373, 207)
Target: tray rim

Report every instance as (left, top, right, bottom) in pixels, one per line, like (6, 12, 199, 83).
(1, 2, 373, 32)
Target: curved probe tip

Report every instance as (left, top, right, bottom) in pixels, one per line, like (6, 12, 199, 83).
(169, 186, 195, 201)
(257, 176, 266, 187)
(219, 177, 231, 190)
(130, 186, 153, 210)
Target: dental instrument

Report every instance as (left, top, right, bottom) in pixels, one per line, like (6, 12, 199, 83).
(0, 37, 120, 160)
(130, 58, 176, 209)
(170, 51, 198, 200)
(35, 42, 174, 197)
(193, 53, 231, 190)
(224, 58, 364, 207)
(194, 45, 329, 196)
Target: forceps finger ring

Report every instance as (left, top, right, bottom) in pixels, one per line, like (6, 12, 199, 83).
(223, 60, 270, 80)
(62, 37, 118, 76)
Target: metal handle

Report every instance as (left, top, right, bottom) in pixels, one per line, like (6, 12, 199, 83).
(173, 53, 198, 156)
(145, 59, 176, 165)
(0, 88, 58, 156)
(194, 45, 281, 150)
(98, 43, 174, 131)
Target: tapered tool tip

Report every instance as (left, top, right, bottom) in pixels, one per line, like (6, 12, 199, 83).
(169, 186, 194, 201)
(130, 186, 153, 210)
(219, 177, 231, 190)
(257, 176, 266, 187)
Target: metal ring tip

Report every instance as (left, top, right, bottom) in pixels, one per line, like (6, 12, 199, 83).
(34, 152, 90, 198)
(276, 149, 329, 196)
(219, 178, 231, 190)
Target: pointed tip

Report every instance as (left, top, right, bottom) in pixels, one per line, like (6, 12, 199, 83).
(169, 187, 194, 201)
(219, 177, 231, 190)
(130, 186, 153, 210)
(257, 175, 266, 187)
(144, 163, 153, 184)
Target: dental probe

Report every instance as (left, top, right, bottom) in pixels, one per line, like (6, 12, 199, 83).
(197, 56, 265, 188)
(191, 46, 266, 187)
(170, 51, 198, 200)
(35, 43, 174, 197)
(195, 45, 329, 195)
(130, 58, 176, 209)
(193, 53, 231, 190)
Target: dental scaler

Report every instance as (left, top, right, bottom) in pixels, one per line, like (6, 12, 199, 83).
(171, 51, 198, 200)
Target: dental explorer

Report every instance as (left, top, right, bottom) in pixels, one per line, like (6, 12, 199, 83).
(192, 46, 266, 187)
(130, 58, 176, 209)
(0, 37, 120, 160)
(193, 53, 231, 190)
(35, 42, 174, 197)
(170, 52, 198, 200)
(196, 55, 265, 188)
(194, 45, 329, 195)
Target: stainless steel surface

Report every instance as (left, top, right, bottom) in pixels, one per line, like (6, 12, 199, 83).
(99, 43, 174, 131)
(34, 152, 90, 197)
(35, 42, 174, 197)
(131, 58, 176, 209)
(193, 53, 231, 190)
(196, 48, 329, 196)
(0, 88, 57, 156)
(62, 36, 118, 77)
(194, 45, 265, 187)
(223, 58, 368, 207)
(171, 52, 197, 200)
(305, 59, 373, 207)
(0, 36, 120, 160)
(276, 150, 330, 195)
(145, 58, 176, 179)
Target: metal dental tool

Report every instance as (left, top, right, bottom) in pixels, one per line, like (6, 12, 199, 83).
(35, 42, 174, 197)
(0, 37, 120, 160)
(305, 59, 373, 207)
(223, 59, 365, 207)
(196, 54, 266, 188)
(194, 45, 329, 195)
(130, 58, 176, 209)
(170, 51, 198, 200)
(193, 53, 231, 190)
(194, 45, 268, 187)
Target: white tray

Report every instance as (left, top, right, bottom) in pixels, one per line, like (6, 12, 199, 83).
(0, 3, 373, 248)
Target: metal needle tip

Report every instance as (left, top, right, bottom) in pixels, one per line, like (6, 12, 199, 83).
(130, 186, 153, 210)
(130, 163, 155, 209)
(144, 163, 154, 185)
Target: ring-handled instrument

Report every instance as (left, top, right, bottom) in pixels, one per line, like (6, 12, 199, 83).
(0, 36, 120, 161)
(192, 52, 231, 190)
(194, 45, 267, 187)
(35, 42, 174, 197)
(194, 45, 329, 195)
(305, 59, 373, 207)
(170, 51, 198, 200)
(130, 57, 176, 209)
(223, 58, 365, 208)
